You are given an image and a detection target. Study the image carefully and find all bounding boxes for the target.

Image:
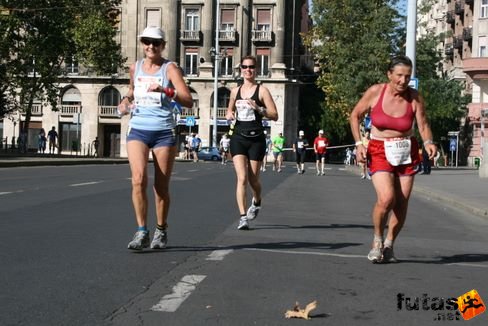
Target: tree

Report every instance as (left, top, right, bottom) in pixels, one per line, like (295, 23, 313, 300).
(304, 0, 403, 143)
(0, 0, 124, 129)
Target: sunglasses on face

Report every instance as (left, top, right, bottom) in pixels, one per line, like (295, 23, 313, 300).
(141, 38, 163, 47)
(240, 64, 256, 69)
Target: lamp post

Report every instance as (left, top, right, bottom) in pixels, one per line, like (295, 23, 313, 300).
(406, 0, 417, 77)
(212, 0, 220, 148)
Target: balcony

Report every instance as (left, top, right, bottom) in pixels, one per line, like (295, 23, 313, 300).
(60, 105, 81, 117)
(211, 107, 228, 119)
(20, 104, 43, 116)
(98, 105, 118, 118)
(463, 27, 472, 41)
(453, 36, 463, 49)
(251, 30, 273, 43)
(180, 30, 201, 42)
(219, 29, 236, 42)
(463, 57, 488, 79)
(180, 106, 199, 118)
(455, 0, 465, 14)
(445, 43, 454, 56)
(446, 11, 455, 24)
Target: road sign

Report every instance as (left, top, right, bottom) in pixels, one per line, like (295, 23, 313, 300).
(408, 78, 419, 90)
(450, 138, 456, 152)
(186, 116, 195, 127)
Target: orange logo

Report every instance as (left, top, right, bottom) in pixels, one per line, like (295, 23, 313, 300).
(457, 289, 485, 320)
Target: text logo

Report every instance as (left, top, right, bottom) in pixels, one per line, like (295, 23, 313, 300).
(457, 289, 485, 321)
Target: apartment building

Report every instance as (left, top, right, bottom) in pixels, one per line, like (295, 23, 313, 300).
(1, 0, 310, 157)
(418, 0, 488, 166)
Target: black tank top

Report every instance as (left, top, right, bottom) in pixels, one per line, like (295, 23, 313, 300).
(235, 84, 265, 132)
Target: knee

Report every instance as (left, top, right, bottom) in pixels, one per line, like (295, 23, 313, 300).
(376, 196, 395, 212)
(131, 173, 147, 190)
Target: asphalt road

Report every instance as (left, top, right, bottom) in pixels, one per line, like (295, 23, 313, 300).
(0, 162, 487, 326)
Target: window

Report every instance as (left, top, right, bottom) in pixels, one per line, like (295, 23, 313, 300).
(480, 37, 487, 57)
(256, 48, 270, 77)
(66, 56, 79, 74)
(99, 87, 121, 106)
(256, 9, 271, 31)
(482, 0, 488, 18)
(185, 9, 200, 31)
(185, 48, 198, 76)
(221, 9, 234, 31)
(146, 9, 161, 28)
(220, 48, 233, 77)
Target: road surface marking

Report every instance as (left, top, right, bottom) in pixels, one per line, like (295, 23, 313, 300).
(206, 249, 233, 261)
(0, 190, 23, 196)
(69, 181, 103, 187)
(448, 263, 488, 269)
(151, 275, 206, 312)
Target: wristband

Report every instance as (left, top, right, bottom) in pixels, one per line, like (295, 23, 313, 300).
(423, 140, 433, 145)
(355, 141, 363, 146)
(122, 95, 133, 102)
(257, 106, 266, 115)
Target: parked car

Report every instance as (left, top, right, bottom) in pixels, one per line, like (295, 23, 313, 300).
(197, 146, 222, 161)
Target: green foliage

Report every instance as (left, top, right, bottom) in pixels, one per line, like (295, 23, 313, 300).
(304, 0, 403, 143)
(0, 0, 124, 121)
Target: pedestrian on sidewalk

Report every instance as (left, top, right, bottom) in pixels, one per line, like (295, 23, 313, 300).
(92, 137, 100, 158)
(313, 130, 329, 175)
(293, 130, 309, 174)
(349, 55, 437, 263)
(117, 26, 193, 250)
(261, 131, 272, 172)
(47, 126, 58, 154)
(225, 55, 278, 230)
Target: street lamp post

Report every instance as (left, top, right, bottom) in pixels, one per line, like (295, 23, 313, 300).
(406, 0, 417, 77)
(212, 0, 220, 148)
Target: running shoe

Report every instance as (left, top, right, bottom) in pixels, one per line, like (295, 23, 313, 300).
(367, 239, 383, 263)
(127, 230, 150, 250)
(246, 198, 261, 220)
(150, 228, 168, 249)
(321, 171, 325, 176)
(316, 171, 320, 176)
(237, 217, 249, 230)
(382, 246, 398, 263)
(301, 169, 305, 174)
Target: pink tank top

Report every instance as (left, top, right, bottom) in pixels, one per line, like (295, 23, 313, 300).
(370, 84, 414, 132)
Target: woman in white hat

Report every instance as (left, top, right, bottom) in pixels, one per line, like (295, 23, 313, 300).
(118, 26, 193, 251)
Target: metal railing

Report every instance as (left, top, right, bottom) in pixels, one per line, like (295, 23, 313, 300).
(251, 30, 273, 42)
(180, 30, 201, 41)
(180, 107, 199, 118)
(219, 30, 236, 42)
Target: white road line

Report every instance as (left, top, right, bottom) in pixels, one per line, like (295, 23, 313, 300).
(448, 263, 488, 269)
(206, 249, 234, 261)
(151, 275, 206, 312)
(69, 181, 103, 187)
(245, 248, 365, 259)
(0, 190, 24, 196)
(245, 248, 488, 269)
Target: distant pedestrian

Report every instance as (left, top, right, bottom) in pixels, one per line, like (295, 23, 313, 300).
(293, 130, 309, 174)
(420, 145, 431, 174)
(38, 128, 47, 154)
(261, 131, 272, 172)
(92, 137, 100, 157)
(272, 132, 285, 172)
(313, 130, 329, 176)
(219, 134, 230, 164)
(190, 133, 201, 162)
(47, 126, 58, 154)
(359, 130, 371, 179)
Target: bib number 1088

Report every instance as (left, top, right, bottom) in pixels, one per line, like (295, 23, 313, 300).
(395, 140, 410, 149)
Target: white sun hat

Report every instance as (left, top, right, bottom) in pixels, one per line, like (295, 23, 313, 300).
(138, 26, 166, 40)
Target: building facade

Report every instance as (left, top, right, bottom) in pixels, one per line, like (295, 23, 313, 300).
(418, 0, 488, 166)
(1, 0, 310, 158)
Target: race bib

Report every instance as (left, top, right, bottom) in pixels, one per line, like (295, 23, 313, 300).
(384, 138, 412, 166)
(134, 76, 162, 107)
(318, 140, 326, 148)
(235, 99, 256, 122)
(297, 141, 304, 149)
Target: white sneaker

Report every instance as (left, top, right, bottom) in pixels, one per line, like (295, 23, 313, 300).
(246, 198, 261, 220)
(237, 217, 249, 230)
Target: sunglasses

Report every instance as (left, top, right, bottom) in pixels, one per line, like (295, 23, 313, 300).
(141, 38, 163, 47)
(240, 64, 256, 69)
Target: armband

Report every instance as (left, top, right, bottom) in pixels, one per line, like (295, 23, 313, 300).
(355, 141, 363, 146)
(258, 106, 266, 115)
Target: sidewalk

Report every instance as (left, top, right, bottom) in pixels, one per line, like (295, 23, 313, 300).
(346, 165, 488, 218)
